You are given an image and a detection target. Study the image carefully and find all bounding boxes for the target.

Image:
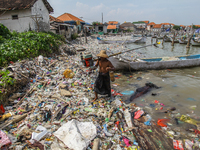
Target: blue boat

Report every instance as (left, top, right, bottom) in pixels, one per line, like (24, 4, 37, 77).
(109, 54, 200, 71)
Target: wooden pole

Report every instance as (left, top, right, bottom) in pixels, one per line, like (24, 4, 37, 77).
(171, 32, 175, 46)
(84, 27, 87, 43)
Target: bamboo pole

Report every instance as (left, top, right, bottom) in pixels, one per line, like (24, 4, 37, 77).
(94, 43, 158, 61)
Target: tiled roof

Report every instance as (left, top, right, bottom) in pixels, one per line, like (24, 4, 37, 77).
(147, 22, 155, 26)
(57, 13, 84, 22)
(107, 25, 116, 30)
(161, 23, 175, 26)
(108, 21, 118, 25)
(142, 21, 149, 24)
(153, 24, 162, 28)
(0, 0, 53, 13)
(49, 15, 63, 23)
(120, 22, 135, 27)
(195, 25, 200, 27)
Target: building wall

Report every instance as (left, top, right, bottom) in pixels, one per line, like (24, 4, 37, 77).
(0, 9, 32, 32)
(31, 0, 50, 32)
(103, 26, 107, 33)
(95, 26, 99, 32)
(0, 0, 50, 32)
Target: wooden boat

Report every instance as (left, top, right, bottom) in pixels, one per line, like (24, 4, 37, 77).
(109, 54, 200, 71)
(178, 38, 188, 44)
(169, 37, 179, 43)
(98, 37, 146, 44)
(191, 39, 200, 46)
(163, 36, 171, 42)
(132, 34, 142, 37)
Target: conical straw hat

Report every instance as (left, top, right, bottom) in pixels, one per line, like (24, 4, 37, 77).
(96, 50, 109, 58)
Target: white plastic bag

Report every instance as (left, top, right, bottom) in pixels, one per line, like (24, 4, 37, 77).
(54, 119, 97, 150)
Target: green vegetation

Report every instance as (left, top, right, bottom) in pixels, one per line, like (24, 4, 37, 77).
(0, 70, 15, 94)
(192, 25, 199, 29)
(132, 21, 145, 24)
(0, 24, 65, 66)
(173, 25, 181, 30)
(71, 33, 78, 40)
(92, 21, 101, 26)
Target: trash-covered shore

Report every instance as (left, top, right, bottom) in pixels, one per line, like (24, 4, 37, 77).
(0, 36, 200, 150)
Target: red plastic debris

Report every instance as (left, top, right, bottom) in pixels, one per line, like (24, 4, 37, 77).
(0, 104, 5, 114)
(157, 119, 170, 127)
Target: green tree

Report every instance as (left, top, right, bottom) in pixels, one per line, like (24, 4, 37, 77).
(92, 22, 101, 26)
(192, 25, 199, 29)
(173, 25, 180, 30)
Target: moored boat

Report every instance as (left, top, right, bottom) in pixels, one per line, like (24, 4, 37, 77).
(109, 54, 200, 71)
(163, 36, 171, 42)
(178, 38, 188, 44)
(169, 37, 179, 43)
(97, 37, 146, 44)
(191, 39, 200, 46)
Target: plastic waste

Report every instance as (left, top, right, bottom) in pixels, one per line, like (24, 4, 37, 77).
(29, 126, 48, 144)
(124, 109, 133, 128)
(0, 130, 11, 148)
(0, 112, 12, 121)
(184, 139, 193, 150)
(103, 124, 113, 137)
(54, 119, 97, 150)
(180, 115, 200, 126)
(123, 136, 132, 147)
(63, 69, 75, 78)
(173, 140, 184, 150)
(157, 119, 170, 127)
(0, 104, 5, 114)
(134, 110, 144, 119)
(144, 114, 152, 126)
(121, 91, 134, 96)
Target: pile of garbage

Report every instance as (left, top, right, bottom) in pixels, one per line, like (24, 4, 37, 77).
(0, 36, 200, 150)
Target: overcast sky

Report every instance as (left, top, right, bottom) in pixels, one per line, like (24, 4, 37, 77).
(48, 0, 199, 25)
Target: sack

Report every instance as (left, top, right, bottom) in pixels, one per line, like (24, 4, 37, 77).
(110, 71, 115, 82)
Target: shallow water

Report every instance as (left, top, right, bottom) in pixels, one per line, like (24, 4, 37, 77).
(113, 37, 200, 127)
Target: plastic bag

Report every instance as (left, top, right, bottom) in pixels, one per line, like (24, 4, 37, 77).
(63, 69, 74, 78)
(54, 119, 97, 150)
(0, 130, 11, 148)
(180, 115, 200, 126)
(173, 140, 184, 150)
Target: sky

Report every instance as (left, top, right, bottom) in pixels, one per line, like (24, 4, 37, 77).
(48, 0, 200, 25)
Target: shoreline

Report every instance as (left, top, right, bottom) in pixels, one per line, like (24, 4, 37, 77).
(0, 36, 199, 149)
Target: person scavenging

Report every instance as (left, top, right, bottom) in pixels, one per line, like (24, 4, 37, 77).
(90, 50, 115, 102)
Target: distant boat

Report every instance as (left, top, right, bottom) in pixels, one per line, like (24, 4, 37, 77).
(163, 36, 171, 42)
(191, 38, 200, 46)
(109, 54, 200, 71)
(169, 37, 179, 43)
(178, 38, 188, 44)
(132, 34, 142, 37)
(97, 37, 146, 44)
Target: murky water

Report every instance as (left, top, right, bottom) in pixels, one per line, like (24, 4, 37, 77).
(113, 37, 200, 127)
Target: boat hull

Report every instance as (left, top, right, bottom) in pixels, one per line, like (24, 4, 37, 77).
(178, 39, 188, 44)
(109, 55, 200, 71)
(191, 39, 200, 46)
